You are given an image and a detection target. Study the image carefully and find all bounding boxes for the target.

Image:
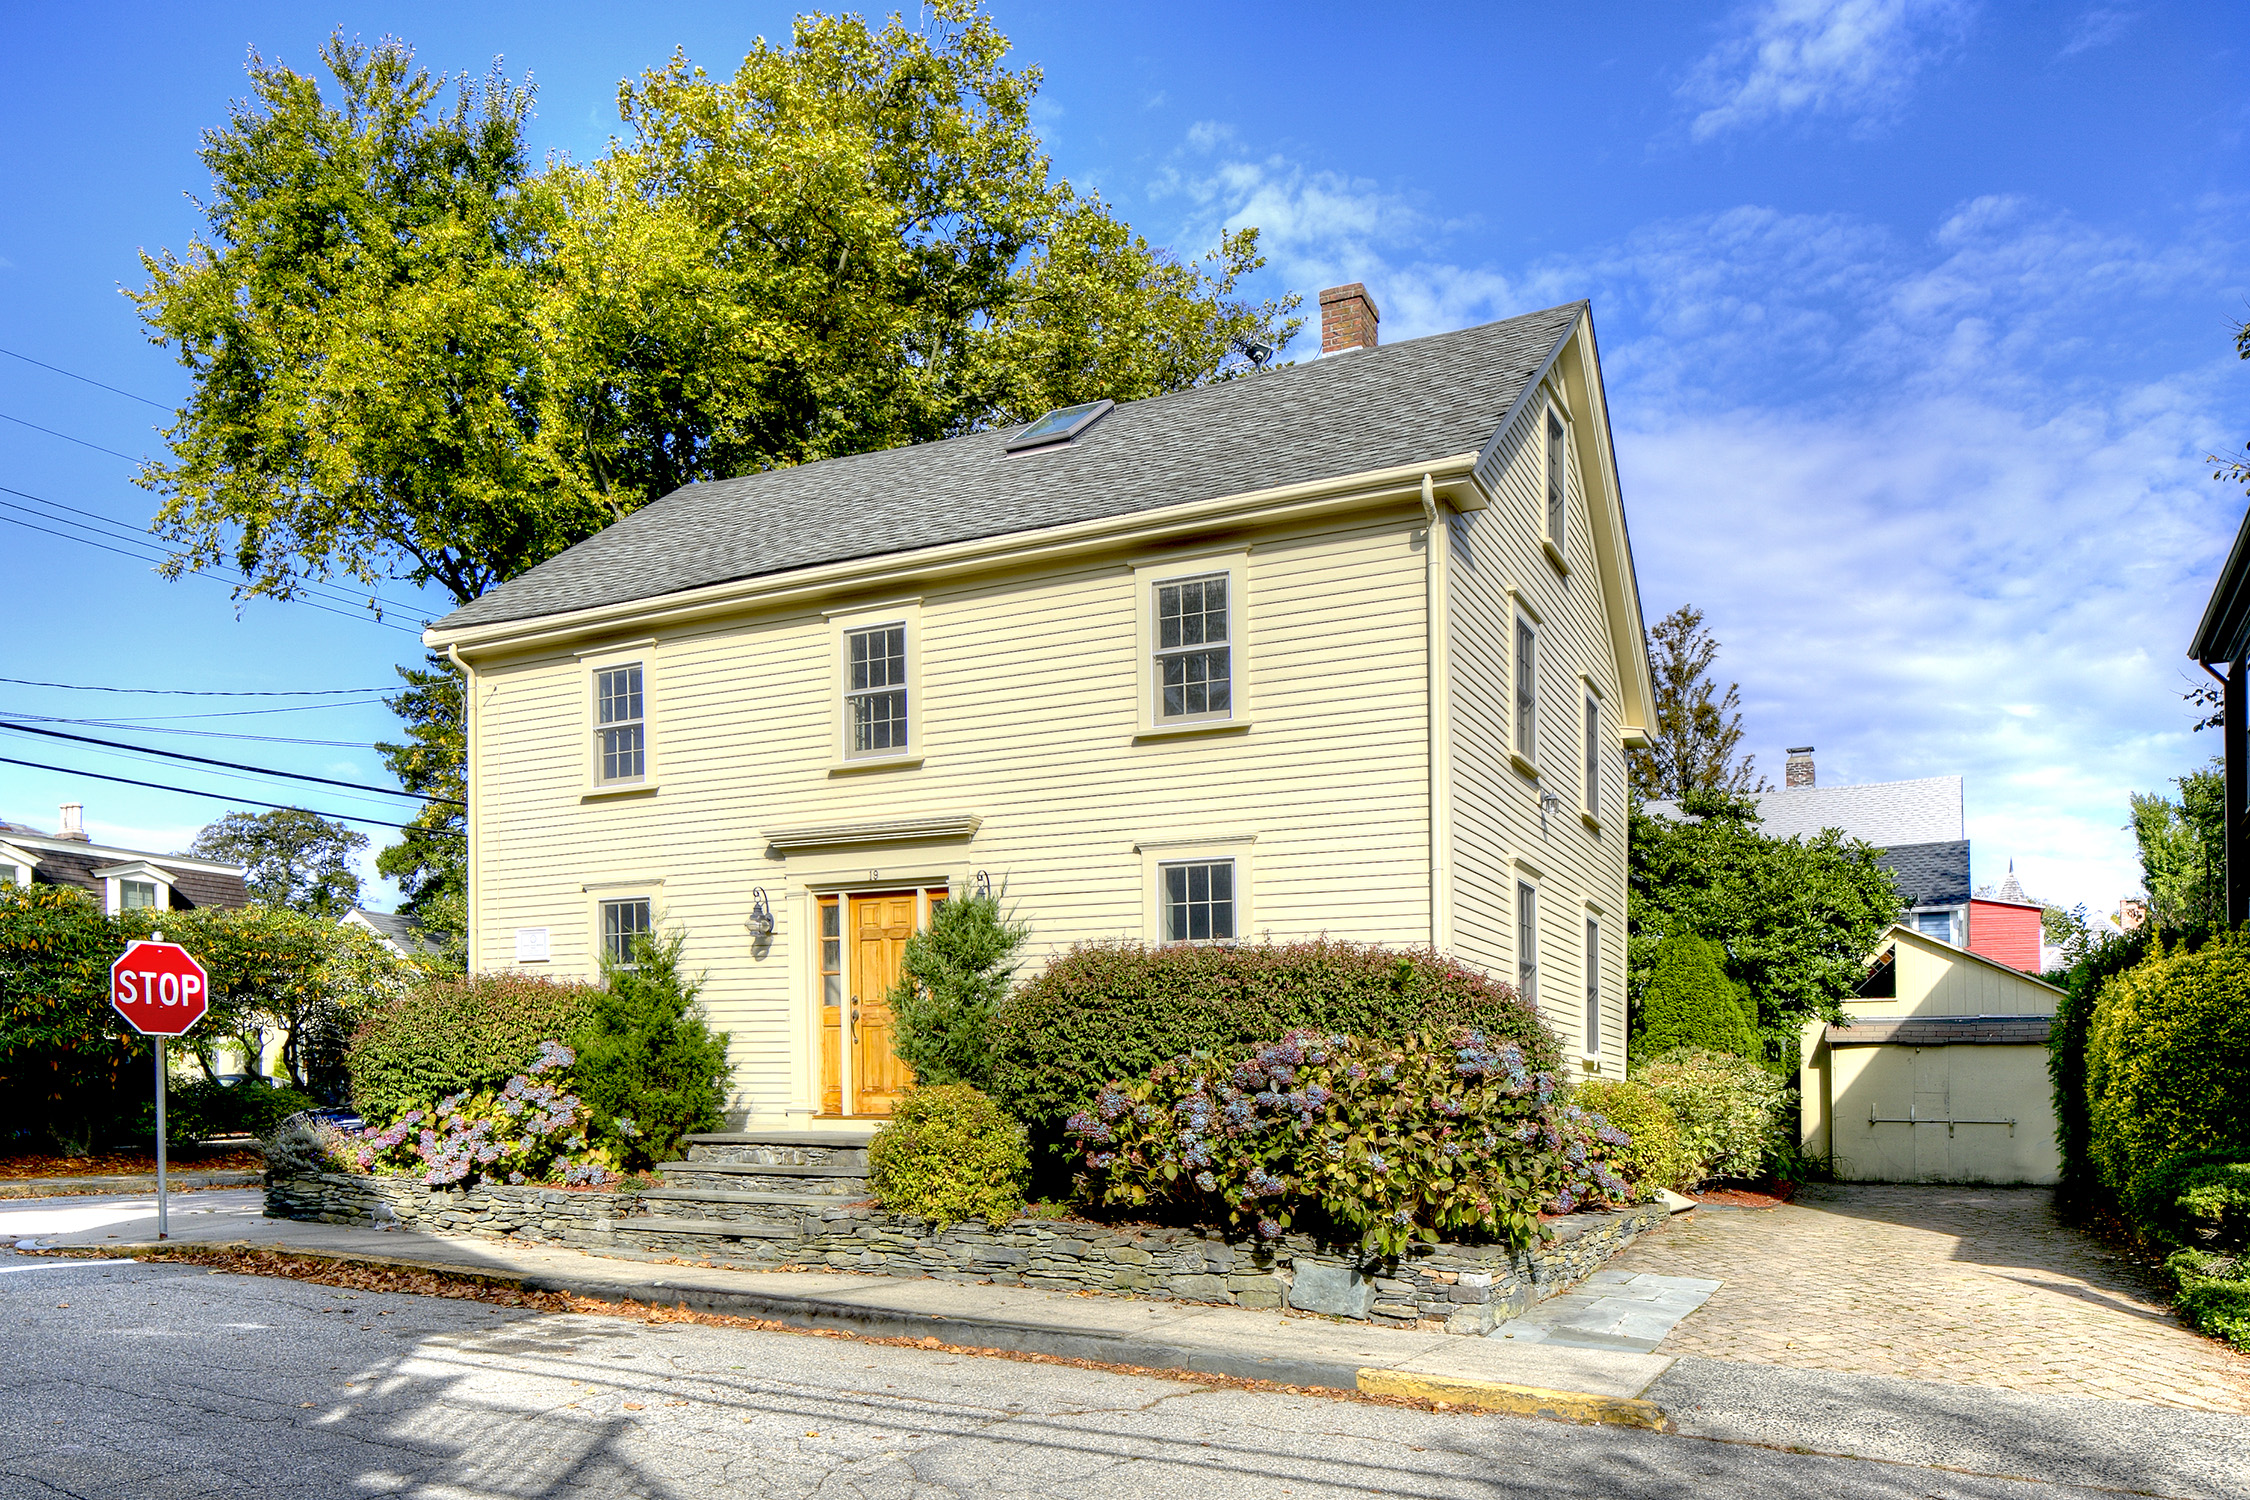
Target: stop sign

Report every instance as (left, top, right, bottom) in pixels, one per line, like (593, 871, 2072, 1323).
(111, 940, 210, 1037)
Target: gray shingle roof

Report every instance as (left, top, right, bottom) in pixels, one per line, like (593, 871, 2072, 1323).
(434, 303, 1588, 633)
(1876, 840, 1971, 909)
(1646, 775, 1964, 849)
(1827, 1015, 2052, 1046)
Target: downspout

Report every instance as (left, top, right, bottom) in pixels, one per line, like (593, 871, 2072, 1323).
(1422, 475, 1453, 951)
(447, 644, 478, 970)
(2200, 655, 2247, 927)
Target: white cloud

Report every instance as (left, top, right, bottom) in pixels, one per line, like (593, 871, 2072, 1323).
(1678, 0, 1974, 141)
(2060, 6, 2138, 57)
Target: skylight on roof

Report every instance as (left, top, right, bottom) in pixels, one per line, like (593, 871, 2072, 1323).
(1004, 398, 1112, 453)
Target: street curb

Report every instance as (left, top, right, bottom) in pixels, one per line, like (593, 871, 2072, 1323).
(116, 1239, 1671, 1428)
(0, 1172, 263, 1199)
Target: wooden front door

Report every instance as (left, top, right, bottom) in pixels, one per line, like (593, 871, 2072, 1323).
(816, 889, 945, 1117)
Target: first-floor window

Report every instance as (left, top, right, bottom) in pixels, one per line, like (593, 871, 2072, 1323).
(602, 898, 652, 968)
(595, 663, 646, 783)
(1584, 918, 1602, 1056)
(846, 624, 908, 755)
(1162, 859, 1235, 943)
(1517, 881, 1538, 1007)
(121, 880, 159, 911)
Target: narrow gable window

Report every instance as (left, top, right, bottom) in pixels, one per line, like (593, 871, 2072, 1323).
(1545, 408, 1567, 555)
(1583, 692, 1601, 820)
(1155, 575, 1231, 722)
(1516, 881, 1539, 1008)
(1162, 859, 1235, 943)
(846, 624, 909, 756)
(594, 663, 646, 785)
(1584, 917, 1602, 1056)
(601, 897, 652, 968)
(1514, 618, 1538, 762)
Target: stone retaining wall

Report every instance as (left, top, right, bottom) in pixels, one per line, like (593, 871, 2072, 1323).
(264, 1173, 1667, 1336)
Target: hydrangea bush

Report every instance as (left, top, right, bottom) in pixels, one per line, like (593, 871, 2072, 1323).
(343, 1040, 625, 1189)
(1066, 1029, 1629, 1257)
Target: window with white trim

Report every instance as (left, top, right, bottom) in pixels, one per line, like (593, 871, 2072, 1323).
(601, 898, 652, 968)
(121, 879, 160, 911)
(1517, 881, 1538, 1008)
(594, 663, 646, 784)
(1545, 407, 1567, 555)
(1154, 574, 1232, 722)
(1514, 618, 1538, 761)
(1584, 917, 1602, 1056)
(1583, 691, 1600, 820)
(845, 623, 909, 756)
(1161, 859, 1236, 943)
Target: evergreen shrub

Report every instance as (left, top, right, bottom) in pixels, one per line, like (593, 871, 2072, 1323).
(867, 1084, 1030, 1230)
(1067, 1029, 1617, 1256)
(2085, 931, 2250, 1209)
(990, 940, 1559, 1153)
(1576, 1077, 1687, 1195)
(1636, 1047, 1787, 1185)
(888, 892, 1028, 1089)
(573, 932, 732, 1169)
(347, 972, 600, 1125)
(1633, 932, 1759, 1063)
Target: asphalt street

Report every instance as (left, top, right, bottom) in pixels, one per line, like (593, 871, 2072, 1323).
(6, 1245, 2246, 1500)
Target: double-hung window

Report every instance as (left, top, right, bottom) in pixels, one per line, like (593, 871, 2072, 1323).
(1583, 691, 1601, 821)
(846, 624, 909, 756)
(121, 879, 159, 911)
(601, 898, 652, 968)
(1154, 575, 1231, 722)
(594, 663, 646, 785)
(1161, 859, 1236, 943)
(1516, 881, 1539, 1008)
(1514, 618, 1538, 762)
(1545, 408, 1568, 557)
(1584, 917, 1602, 1056)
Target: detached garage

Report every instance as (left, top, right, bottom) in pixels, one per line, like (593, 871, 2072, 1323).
(1799, 926, 2064, 1184)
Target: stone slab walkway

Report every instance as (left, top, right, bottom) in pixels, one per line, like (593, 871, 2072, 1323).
(1496, 1271, 1722, 1352)
(1601, 1182, 2250, 1413)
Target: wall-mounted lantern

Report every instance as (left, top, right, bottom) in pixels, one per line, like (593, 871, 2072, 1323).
(745, 888, 775, 938)
(974, 870, 992, 900)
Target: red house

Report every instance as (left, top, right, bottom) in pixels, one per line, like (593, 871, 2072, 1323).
(1968, 865, 2044, 973)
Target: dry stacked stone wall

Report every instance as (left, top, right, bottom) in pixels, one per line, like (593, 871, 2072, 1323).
(265, 1173, 1668, 1335)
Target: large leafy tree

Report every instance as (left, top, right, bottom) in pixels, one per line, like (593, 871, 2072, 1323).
(188, 808, 367, 917)
(373, 652, 465, 956)
(1629, 605, 1766, 802)
(1628, 791, 1901, 1064)
(2129, 759, 2226, 932)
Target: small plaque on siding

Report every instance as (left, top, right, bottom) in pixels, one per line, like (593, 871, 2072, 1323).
(515, 927, 550, 963)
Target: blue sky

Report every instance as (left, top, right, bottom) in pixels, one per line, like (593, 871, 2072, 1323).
(2, 1, 2246, 916)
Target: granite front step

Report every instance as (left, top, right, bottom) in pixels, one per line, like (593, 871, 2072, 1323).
(680, 1133, 872, 1171)
(611, 1217, 802, 1242)
(656, 1161, 871, 1196)
(631, 1188, 869, 1226)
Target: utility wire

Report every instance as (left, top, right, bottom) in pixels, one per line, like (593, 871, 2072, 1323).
(0, 712, 377, 748)
(0, 722, 461, 805)
(0, 409, 142, 462)
(0, 676, 397, 696)
(3, 699, 391, 722)
(0, 346, 171, 409)
(0, 754, 463, 837)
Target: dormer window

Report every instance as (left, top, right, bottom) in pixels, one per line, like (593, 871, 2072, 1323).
(121, 880, 160, 910)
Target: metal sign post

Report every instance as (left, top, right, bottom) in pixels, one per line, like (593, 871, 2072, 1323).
(109, 932, 209, 1245)
(154, 1037, 168, 1239)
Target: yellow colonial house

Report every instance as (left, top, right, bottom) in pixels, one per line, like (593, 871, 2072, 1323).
(425, 289, 1656, 1131)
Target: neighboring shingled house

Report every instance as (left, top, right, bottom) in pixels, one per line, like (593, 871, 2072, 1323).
(340, 906, 443, 960)
(0, 803, 250, 913)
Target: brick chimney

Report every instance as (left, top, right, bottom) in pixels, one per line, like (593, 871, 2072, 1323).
(1320, 283, 1380, 353)
(57, 802, 89, 842)
(1785, 747, 1815, 789)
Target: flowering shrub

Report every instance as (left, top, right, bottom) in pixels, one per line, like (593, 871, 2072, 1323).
(342, 1040, 623, 1189)
(1066, 1029, 1615, 1257)
(1575, 1077, 1688, 1196)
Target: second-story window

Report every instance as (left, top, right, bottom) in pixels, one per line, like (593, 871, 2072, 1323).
(595, 664, 645, 784)
(1546, 408, 1567, 555)
(847, 624, 909, 755)
(1514, 618, 1538, 762)
(1155, 575, 1231, 722)
(1584, 692, 1601, 820)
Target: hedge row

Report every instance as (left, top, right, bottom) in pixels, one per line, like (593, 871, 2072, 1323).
(346, 972, 600, 1125)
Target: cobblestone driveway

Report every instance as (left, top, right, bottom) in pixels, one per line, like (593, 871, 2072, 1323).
(1602, 1183, 2250, 1413)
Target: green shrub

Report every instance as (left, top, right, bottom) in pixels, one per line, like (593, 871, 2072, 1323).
(1577, 1077, 1687, 1196)
(2168, 1249, 2250, 1352)
(889, 892, 1028, 1089)
(2047, 927, 2159, 1206)
(573, 932, 732, 1169)
(2085, 932, 2250, 1210)
(990, 940, 1559, 1153)
(1632, 932, 1759, 1064)
(159, 1076, 318, 1149)
(1636, 1047, 1787, 1185)
(343, 1040, 624, 1188)
(867, 1084, 1030, 1230)
(1069, 1030, 1609, 1256)
(0, 881, 146, 1153)
(347, 971, 600, 1125)
(263, 1114, 346, 1180)
(2133, 1149, 2250, 1252)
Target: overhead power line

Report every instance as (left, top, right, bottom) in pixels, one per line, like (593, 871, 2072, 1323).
(0, 754, 463, 837)
(0, 722, 462, 806)
(0, 711, 376, 748)
(0, 409, 141, 462)
(0, 346, 171, 409)
(0, 676, 396, 696)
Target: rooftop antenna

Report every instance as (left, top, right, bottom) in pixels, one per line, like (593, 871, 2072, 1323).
(1237, 337, 1275, 370)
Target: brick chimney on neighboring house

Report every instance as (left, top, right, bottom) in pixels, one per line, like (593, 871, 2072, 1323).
(1785, 747, 1816, 789)
(1320, 284, 1380, 353)
(57, 802, 89, 842)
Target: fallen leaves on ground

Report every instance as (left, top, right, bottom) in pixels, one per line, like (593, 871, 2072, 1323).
(0, 1149, 263, 1180)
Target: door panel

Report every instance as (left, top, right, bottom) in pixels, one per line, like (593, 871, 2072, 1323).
(1912, 1046, 1952, 1180)
(850, 891, 919, 1115)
